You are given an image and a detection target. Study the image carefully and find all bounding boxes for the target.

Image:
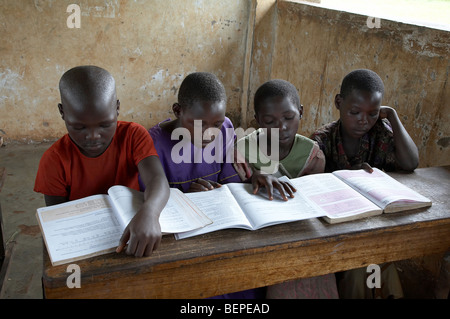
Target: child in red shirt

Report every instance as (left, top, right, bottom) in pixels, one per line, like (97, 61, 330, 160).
(34, 65, 169, 257)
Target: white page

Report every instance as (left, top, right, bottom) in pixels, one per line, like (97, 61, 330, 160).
(108, 186, 212, 234)
(107, 186, 144, 229)
(226, 182, 325, 229)
(36, 195, 122, 265)
(332, 168, 431, 208)
(288, 174, 382, 219)
(175, 186, 252, 239)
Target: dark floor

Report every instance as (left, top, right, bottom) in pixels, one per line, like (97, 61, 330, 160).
(0, 143, 48, 298)
(0, 143, 448, 299)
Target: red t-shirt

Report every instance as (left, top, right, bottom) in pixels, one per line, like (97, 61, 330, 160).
(34, 121, 158, 200)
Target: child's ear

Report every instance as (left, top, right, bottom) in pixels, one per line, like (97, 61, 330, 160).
(58, 103, 64, 120)
(116, 99, 120, 117)
(299, 104, 304, 119)
(334, 94, 343, 110)
(172, 103, 182, 119)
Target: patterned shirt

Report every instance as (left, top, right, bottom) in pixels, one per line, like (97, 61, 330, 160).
(310, 118, 397, 173)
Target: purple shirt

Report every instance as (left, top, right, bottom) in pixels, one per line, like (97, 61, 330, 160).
(144, 117, 241, 192)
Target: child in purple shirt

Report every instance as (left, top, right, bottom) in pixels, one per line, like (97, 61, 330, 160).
(141, 72, 241, 192)
(149, 116, 240, 192)
(143, 72, 264, 299)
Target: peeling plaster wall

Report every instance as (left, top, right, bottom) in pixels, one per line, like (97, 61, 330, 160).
(0, 0, 252, 141)
(0, 0, 448, 167)
(249, 1, 449, 167)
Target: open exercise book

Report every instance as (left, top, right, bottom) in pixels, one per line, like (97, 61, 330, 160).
(36, 187, 212, 266)
(175, 168, 431, 239)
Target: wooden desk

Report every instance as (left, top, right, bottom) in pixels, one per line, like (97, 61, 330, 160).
(42, 166, 450, 299)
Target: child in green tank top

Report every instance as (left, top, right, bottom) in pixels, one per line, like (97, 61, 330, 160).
(235, 79, 338, 299)
(235, 79, 325, 200)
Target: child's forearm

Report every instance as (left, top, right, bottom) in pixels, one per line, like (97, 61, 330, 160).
(117, 156, 170, 257)
(143, 176, 170, 217)
(386, 108, 419, 171)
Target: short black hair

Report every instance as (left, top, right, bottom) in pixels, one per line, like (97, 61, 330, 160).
(178, 72, 226, 108)
(59, 65, 116, 105)
(254, 79, 301, 114)
(340, 69, 384, 99)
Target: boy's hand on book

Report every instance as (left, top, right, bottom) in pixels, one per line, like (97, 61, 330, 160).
(116, 211, 162, 257)
(188, 178, 222, 192)
(251, 172, 296, 201)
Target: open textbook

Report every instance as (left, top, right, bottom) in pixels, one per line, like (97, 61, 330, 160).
(176, 168, 431, 239)
(36, 186, 211, 266)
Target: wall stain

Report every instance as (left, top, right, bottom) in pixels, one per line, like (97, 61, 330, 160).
(437, 137, 450, 148)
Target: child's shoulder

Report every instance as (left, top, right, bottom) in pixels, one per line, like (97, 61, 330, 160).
(311, 120, 339, 136)
(40, 134, 78, 166)
(114, 121, 151, 143)
(309, 120, 340, 145)
(116, 120, 146, 132)
(46, 134, 74, 154)
(292, 134, 317, 151)
(222, 116, 234, 129)
(148, 119, 174, 140)
(294, 133, 315, 142)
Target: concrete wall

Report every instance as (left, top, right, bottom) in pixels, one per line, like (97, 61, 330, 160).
(248, 1, 450, 168)
(1, 0, 449, 167)
(0, 0, 254, 141)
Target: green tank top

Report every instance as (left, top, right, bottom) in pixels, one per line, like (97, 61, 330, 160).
(236, 129, 315, 178)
